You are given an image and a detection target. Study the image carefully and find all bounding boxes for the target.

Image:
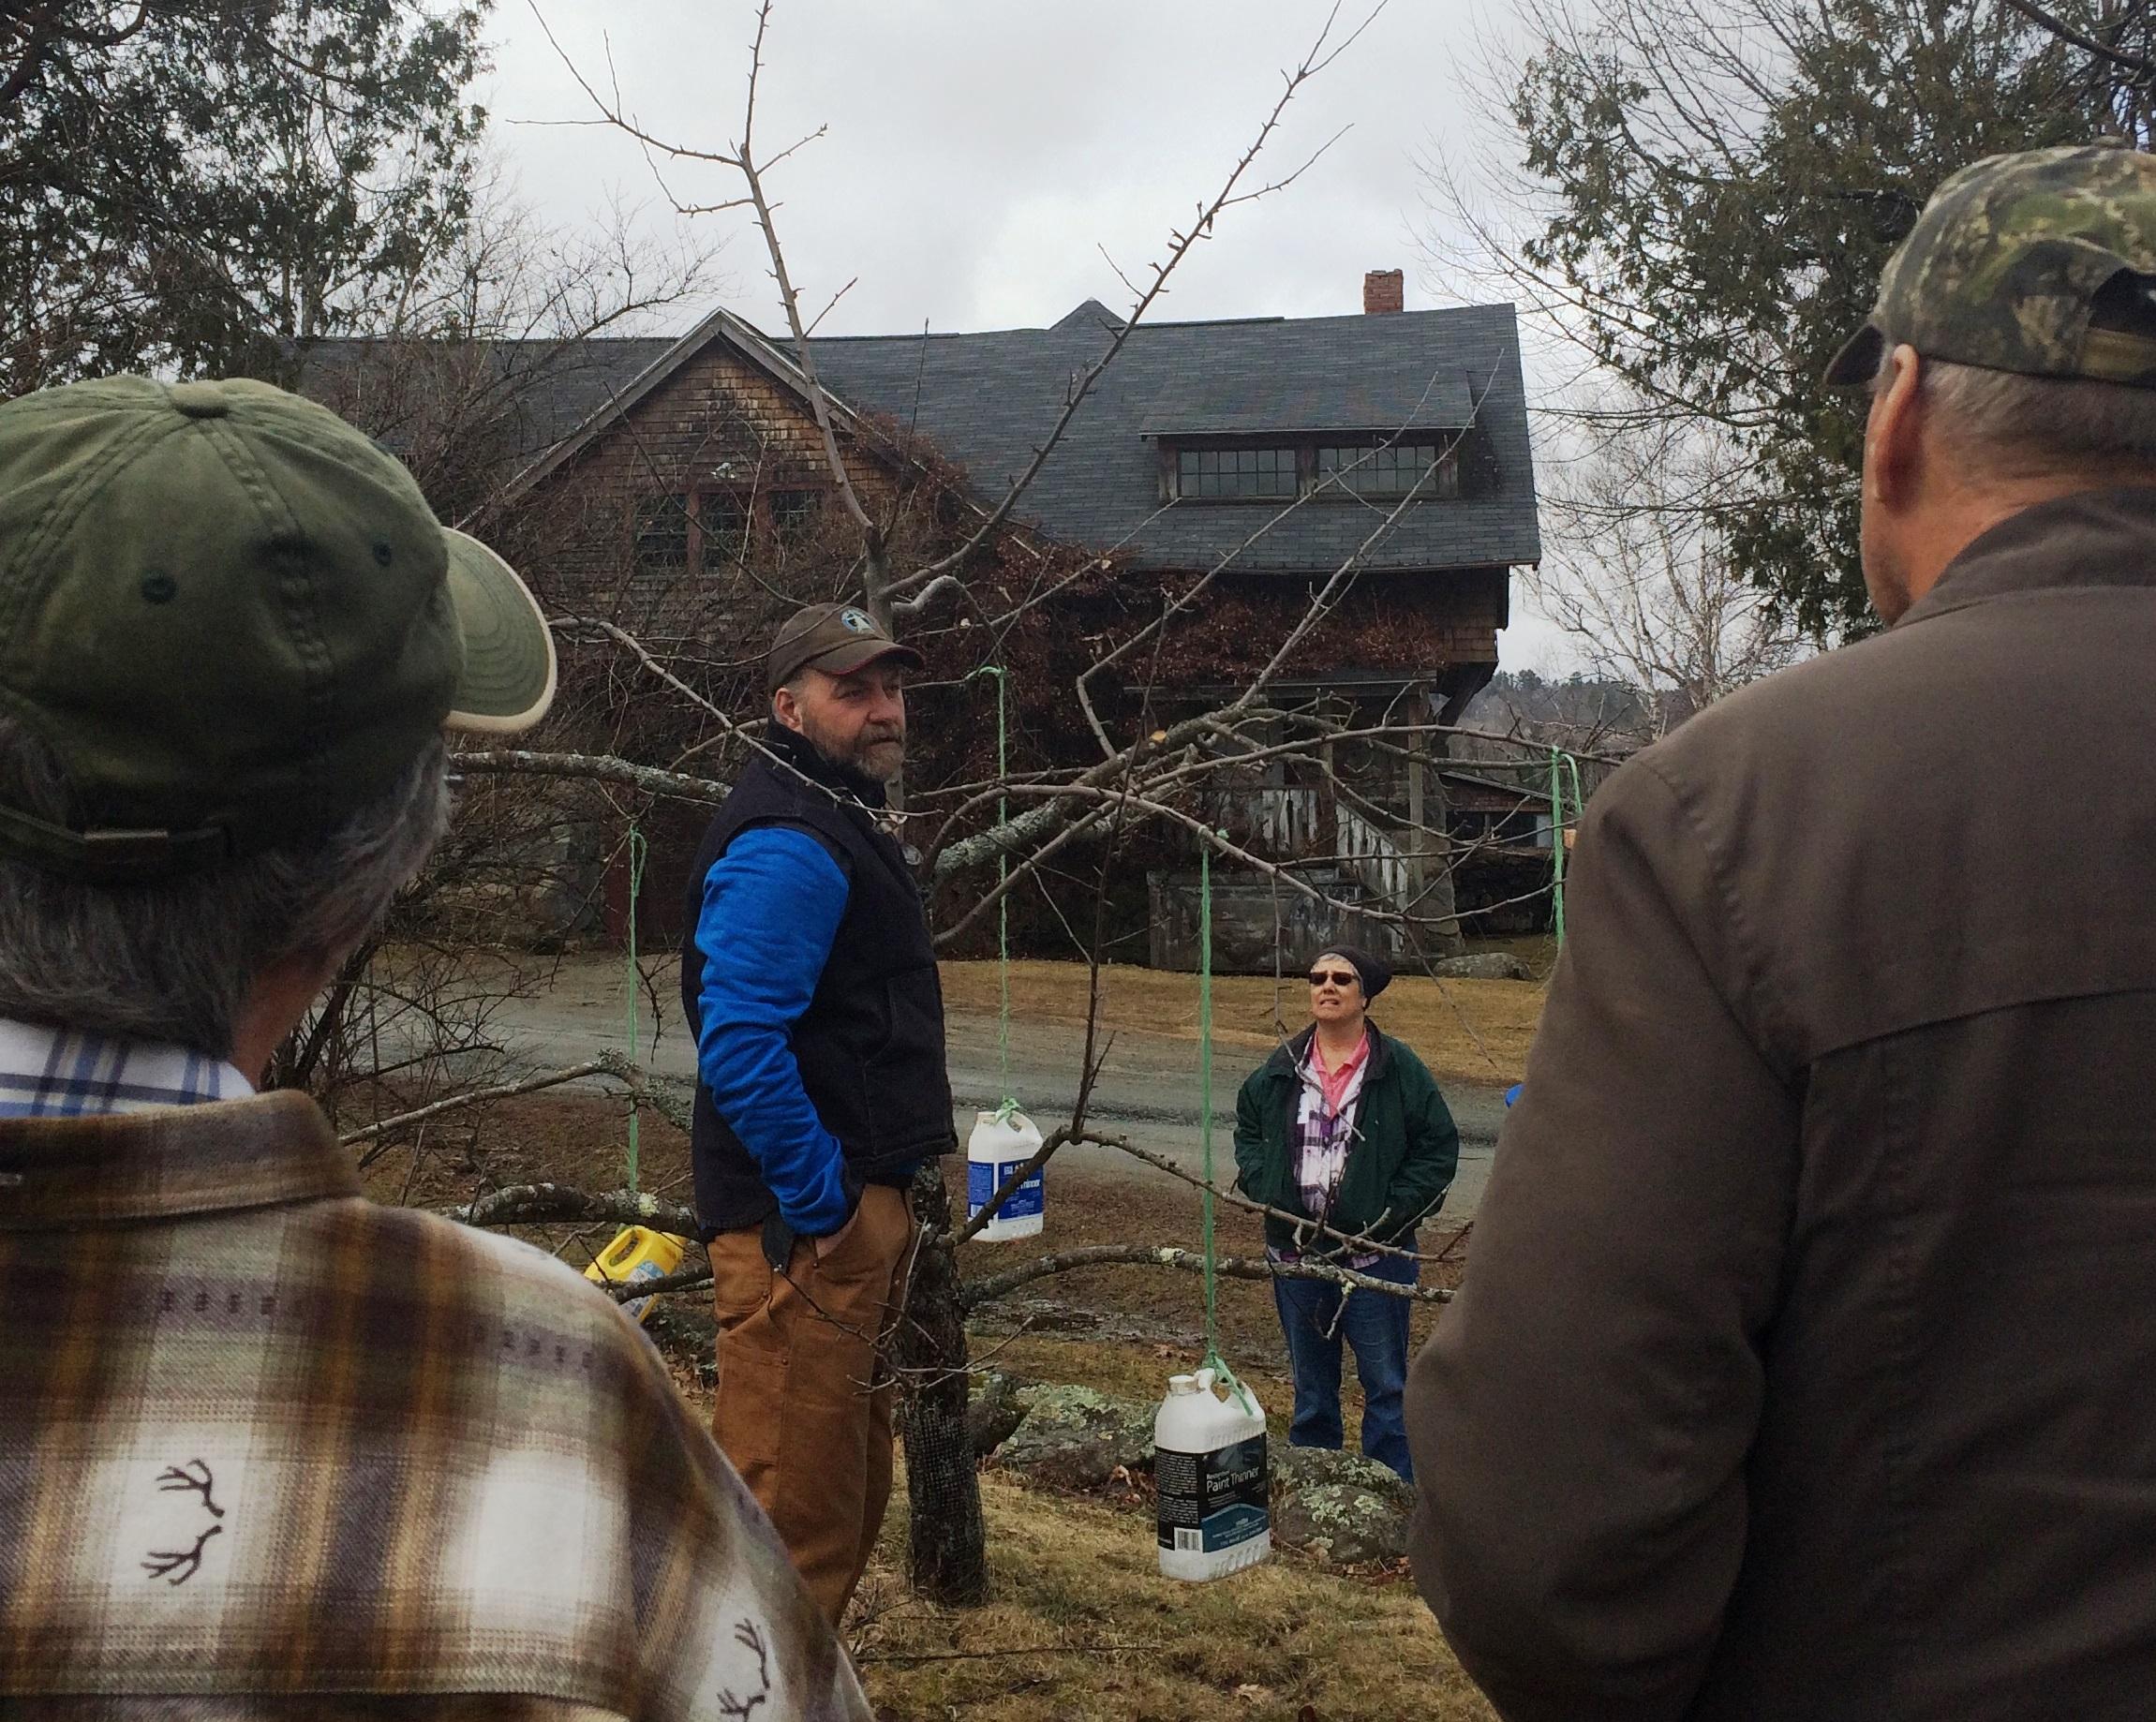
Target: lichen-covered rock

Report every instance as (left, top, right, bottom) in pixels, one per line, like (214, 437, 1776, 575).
(982, 1384, 1417, 1565)
(989, 1384, 1156, 1490)
(1430, 952, 1533, 981)
(1271, 1444, 1415, 1565)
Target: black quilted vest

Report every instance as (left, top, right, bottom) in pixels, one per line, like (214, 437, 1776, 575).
(679, 726, 954, 1238)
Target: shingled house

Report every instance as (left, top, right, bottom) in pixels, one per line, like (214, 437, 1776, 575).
(306, 269, 1542, 964)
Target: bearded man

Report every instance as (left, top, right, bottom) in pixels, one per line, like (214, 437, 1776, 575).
(680, 602, 955, 1625)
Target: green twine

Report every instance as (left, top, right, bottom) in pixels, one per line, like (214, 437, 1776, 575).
(623, 824, 647, 1194)
(1199, 841, 1216, 1346)
(1197, 835, 1257, 1417)
(1548, 748, 1584, 948)
(970, 663, 1019, 1121)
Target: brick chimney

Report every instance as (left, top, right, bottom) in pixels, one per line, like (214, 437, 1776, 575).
(1363, 268, 1405, 314)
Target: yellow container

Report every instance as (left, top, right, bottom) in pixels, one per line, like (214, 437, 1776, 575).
(585, 1225, 688, 1325)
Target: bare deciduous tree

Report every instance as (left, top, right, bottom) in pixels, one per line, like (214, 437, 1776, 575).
(1531, 407, 1808, 736)
(320, 0, 1595, 1622)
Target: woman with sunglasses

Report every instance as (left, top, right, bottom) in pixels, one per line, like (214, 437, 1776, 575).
(1232, 946, 1459, 1480)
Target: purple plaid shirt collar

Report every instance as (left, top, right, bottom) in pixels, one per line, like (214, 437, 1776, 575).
(1276, 1044, 1377, 1268)
(0, 1016, 251, 1119)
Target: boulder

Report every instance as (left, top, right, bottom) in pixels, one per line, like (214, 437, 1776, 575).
(1430, 952, 1532, 982)
(989, 1384, 1156, 1491)
(980, 1382, 1419, 1566)
(1270, 1444, 1416, 1565)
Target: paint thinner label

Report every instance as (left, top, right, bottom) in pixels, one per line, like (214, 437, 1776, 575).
(1156, 1433, 1269, 1553)
(968, 1158, 1045, 1221)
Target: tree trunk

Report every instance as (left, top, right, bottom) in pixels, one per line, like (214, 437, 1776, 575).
(1410, 740, 1465, 957)
(895, 1160, 989, 1603)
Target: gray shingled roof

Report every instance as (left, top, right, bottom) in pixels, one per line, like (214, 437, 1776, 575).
(801, 303, 1540, 574)
(298, 334, 679, 468)
(306, 301, 1540, 575)
(507, 337, 677, 453)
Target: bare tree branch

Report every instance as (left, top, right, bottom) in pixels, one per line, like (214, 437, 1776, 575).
(2001, 0, 2156, 74)
(959, 1242, 1454, 1310)
(447, 1181, 701, 1235)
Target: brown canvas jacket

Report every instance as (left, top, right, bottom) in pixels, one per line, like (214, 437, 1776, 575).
(1408, 486, 2156, 1721)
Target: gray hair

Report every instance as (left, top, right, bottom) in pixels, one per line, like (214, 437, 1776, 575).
(1880, 348, 2156, 479)
(0, 716, 450, 1055)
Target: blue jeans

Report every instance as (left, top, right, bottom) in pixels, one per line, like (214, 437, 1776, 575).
(1271, 1245, 1419, 1480)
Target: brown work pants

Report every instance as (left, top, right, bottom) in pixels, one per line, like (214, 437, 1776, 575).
(708, 1182, 916, 1625)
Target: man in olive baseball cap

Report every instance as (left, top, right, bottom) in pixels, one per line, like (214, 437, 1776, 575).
(1814, 141, 2156, 623)
(1823, 142, 2156, 392)
(0, 373, 556, 883)
(0, 376, 870, 1714)
(1411, 145, 2156, 1721)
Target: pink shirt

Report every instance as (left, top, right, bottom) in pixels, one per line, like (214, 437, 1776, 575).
(1311, 1027, 1371, 1113)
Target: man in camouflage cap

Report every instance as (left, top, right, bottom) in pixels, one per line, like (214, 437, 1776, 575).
(1409, 144, 2156, 1720)
(1823, 141, 2156, 391)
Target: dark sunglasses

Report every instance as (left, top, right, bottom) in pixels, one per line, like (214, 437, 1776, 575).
(1307, 969, 1359, 988)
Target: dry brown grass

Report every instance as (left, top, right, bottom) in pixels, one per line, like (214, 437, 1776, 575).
(847, 1468, 1498, 1722)
(405, 1015, 1509, 1720)
(938, 959, 1541, 1089)
(662, 1321, 1493, 1721)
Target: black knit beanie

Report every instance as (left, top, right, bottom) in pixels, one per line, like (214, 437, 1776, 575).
(1313, 944, 1391, 1001)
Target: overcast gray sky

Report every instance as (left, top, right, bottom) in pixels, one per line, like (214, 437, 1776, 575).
(485, 0, 1577, 671)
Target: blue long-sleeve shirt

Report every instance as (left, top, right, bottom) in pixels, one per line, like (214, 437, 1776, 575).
(692, 824, 854, 1236)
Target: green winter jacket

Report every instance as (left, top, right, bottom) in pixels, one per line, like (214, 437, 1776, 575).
(1232, 1022, 1459, 1256)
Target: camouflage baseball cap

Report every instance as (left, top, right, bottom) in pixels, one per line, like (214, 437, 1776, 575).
(0, 375, 558, 883)
(1824, 144, 2156, 390)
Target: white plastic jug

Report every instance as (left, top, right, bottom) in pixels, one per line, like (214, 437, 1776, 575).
(965, 1106, 1045, 1241)
(1154, 1366, 1271, 1581)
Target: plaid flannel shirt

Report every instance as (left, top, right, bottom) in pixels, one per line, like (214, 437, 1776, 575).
(0, 1035, 869, 1722)
(1279, 1042, 1377, 1269)
(0, 1016, 250, 1117)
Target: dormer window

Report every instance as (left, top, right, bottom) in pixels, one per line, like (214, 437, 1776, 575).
(1163, 435, 1474, 503)
(626, 485, 821, 587)
(1176, 446, 1298, 499)
(1316, 441, 1459, 499)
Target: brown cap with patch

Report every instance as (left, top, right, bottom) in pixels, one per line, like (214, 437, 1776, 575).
(765, 602, 924, 697)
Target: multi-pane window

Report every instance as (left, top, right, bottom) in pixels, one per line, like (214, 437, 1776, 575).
(633, 495, 691, 577)
(1176, 445, 1299, 499)
(697, 494, 751, 567)
(1168, 437, 1474, 502)
(1316, 442, 1453, 498)
(627, 487, 840, 589)
(769, 488, 820, 538)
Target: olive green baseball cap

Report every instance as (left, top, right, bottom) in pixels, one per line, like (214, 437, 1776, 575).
(0, 374, 557, 882)
(1825, 144, 2156, 389)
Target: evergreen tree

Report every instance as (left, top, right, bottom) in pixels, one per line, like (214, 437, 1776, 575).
(1474, 0, 2149, 631)
(0, 0, 489, 391)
